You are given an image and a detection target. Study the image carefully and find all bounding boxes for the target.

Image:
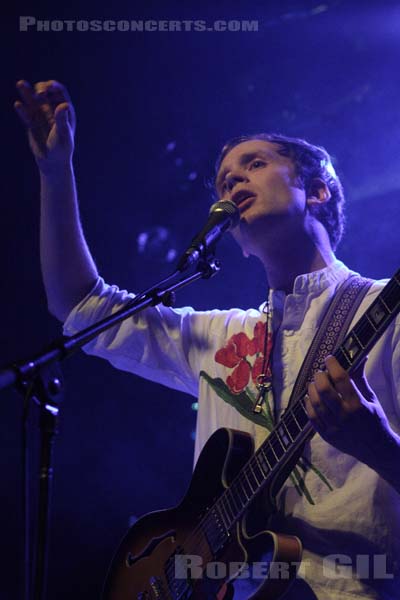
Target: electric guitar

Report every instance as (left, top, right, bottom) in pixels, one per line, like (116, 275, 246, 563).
(103, 269, 400, 600)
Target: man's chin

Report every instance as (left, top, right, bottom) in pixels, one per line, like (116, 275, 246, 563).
(233, 212, 289, 252)
(236, 210, 273, 232)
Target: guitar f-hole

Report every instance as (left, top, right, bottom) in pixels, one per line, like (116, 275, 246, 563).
(125, 530, 176, 568)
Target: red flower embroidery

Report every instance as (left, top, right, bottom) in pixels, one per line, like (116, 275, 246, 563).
(227, 359, 251, 394)
(215, 322, 272, 394)
(215, 332, 255, 393)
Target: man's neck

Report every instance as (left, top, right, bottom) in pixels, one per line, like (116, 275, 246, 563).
(263, 250, 335, 294)
(257, 222, 335, 294)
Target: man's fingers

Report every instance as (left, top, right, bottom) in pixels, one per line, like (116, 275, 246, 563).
(14, 100, 31, 126)
(16, 80, 36, 107)
(16, 80, 52, 132)
(324, 354, 375, 404)
(15, 79, 75, 164)
(17, 80, 73, 115)
(305, 387, 330, 431)
(307, 382, 333, 426)
(35, 80, 71, 107)
(324, 355, 355, 400)
(54, 103, 71, 136)
(312, 369, 344, 417)
(304, 391, 321, 427)
(35, 80, 66, 94)
(34, 81, 76, 131)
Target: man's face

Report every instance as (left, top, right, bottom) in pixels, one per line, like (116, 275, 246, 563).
(215, 139, 307, 256)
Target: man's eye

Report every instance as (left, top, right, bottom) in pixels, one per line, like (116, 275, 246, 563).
(250, 160, 265, 169)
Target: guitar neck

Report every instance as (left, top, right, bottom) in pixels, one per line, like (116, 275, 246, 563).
(207, 269, 400, 546)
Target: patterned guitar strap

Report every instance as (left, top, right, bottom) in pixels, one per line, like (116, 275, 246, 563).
(287, 274, 373, 410)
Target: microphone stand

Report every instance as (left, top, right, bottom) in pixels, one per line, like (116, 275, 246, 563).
(0, 255, 220, 600)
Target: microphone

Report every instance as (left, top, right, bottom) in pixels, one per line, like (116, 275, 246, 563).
(177, 199, 240, 271)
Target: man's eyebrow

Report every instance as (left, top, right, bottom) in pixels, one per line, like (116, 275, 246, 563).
(215, 150, 273, 190)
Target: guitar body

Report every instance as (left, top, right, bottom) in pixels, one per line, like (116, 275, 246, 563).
(103, 428, 302, 600)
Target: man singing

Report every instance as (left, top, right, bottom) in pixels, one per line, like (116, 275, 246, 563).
(15, 79, 400, 599)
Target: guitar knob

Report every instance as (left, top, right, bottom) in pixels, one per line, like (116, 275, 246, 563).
(149, 576, 164, 598)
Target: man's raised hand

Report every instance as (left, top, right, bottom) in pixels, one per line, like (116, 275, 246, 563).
(15, 80, 76, 174)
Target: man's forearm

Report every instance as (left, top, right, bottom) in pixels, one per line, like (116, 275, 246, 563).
(40, 163, 98, 321)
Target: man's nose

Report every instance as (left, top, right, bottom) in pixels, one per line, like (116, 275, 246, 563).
(225, 171, 248, 192)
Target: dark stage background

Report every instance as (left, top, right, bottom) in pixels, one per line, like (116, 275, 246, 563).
(1, 1, 400, 598)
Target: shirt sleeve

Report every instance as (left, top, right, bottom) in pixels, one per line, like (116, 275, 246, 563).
(63, 277, 212, 397)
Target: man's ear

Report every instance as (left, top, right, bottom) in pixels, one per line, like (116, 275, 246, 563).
(306, 178, 331, 208)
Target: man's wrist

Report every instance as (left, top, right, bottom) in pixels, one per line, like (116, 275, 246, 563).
(39, 159, 74, 182)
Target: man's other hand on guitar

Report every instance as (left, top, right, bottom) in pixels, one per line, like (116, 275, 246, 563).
(306, 355, 400, 486)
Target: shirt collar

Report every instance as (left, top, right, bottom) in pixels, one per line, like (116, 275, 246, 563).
(259, 259, 354, 313)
